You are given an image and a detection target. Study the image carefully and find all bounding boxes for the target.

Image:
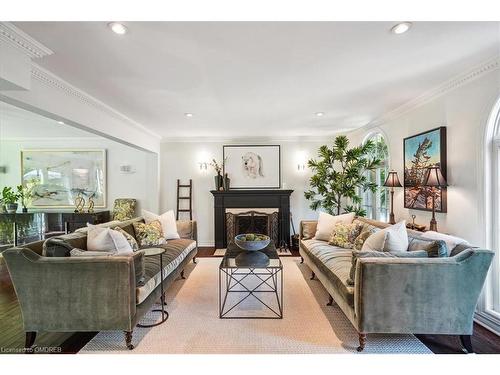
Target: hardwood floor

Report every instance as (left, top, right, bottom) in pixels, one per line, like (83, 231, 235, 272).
(1, 251, 499, 354)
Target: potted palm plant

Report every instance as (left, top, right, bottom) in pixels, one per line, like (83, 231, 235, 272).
(2, 187, 20, 214)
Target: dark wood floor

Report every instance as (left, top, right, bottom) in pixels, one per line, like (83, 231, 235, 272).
(1, 249, 499, 354)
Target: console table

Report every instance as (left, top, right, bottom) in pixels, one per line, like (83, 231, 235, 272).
(0, 210, 110, 249)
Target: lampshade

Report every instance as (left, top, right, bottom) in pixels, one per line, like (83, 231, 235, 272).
(423, 166, 447, 187)
(383, 171, 402, 187)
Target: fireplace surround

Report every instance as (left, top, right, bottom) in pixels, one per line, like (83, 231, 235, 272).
(210, 190, 293, 249)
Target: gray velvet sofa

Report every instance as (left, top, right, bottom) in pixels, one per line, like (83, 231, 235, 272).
(3, 217, 198, 351)
(299, 217, 494, 352)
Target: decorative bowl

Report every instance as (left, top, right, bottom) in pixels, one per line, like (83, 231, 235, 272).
(234, 233, 271, 251)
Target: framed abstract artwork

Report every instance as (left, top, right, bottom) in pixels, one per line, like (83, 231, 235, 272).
(403, 127, 447, 212)
(223, 145, 281, 189)
(21, 149, 107, 208)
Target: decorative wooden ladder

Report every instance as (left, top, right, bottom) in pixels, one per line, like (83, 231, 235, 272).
(176, 179, 193, 220)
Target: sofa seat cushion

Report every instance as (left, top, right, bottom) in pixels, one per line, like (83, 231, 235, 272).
(301, 239, 354, 307)
(136, 239, 196, 304)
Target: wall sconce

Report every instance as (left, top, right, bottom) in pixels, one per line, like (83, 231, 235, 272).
(198, 162, 208, 171)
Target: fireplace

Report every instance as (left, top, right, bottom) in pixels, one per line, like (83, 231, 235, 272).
(225, 209, 279, 247)
(211, 189, 293, 249)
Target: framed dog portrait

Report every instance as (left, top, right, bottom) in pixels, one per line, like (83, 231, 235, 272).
(223, 145, 281, 189)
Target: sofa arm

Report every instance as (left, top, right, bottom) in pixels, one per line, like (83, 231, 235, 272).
(3, 248, 137, 332)
(354, 249, 494, 334)
(176, 220, 197, 242)
(299, 220, 317, 240)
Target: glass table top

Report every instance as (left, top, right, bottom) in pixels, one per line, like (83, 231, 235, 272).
(220, 242, 282, 269)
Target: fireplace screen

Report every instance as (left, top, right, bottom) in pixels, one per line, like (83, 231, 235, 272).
(226, 210, 279, 247)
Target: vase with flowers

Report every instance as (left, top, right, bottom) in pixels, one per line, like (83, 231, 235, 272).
(210, 158, 227, 191)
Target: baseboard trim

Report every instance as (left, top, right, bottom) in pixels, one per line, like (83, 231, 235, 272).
(474, 311, 500, 336)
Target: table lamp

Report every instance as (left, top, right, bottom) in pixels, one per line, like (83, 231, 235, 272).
(383, 171, 402, 225)
(422, 166, 448, 232)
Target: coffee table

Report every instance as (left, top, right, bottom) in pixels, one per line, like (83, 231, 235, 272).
(219, 242, 283, 319)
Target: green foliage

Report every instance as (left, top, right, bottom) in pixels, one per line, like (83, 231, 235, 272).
(1, 187, 20, 205)
(17, 179, 39, 208)
(304, 135, 382, 216)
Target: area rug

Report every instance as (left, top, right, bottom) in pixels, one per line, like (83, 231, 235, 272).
(80, 258, 432, 354)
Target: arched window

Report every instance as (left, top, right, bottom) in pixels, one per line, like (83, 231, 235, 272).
(361, 133, 389, 221)
(481, 95, 500, 326)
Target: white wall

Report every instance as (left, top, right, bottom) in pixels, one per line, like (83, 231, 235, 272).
(160, 140, 327, 246)
(0, 105, 159, 213)
(347, 71, 500, 246)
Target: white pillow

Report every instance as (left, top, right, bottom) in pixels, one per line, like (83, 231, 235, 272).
(362, 221, 408, 252)
(382, 221, 409, 252)
(314, 212, 355, 241)
(421, 231, 468, 255)
(86, 224, 133, 255)
(142, 209, 180, 240)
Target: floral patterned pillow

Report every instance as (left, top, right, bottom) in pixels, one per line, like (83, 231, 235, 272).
(328, 222, 364, 249)
(114, 226, 139, 251)
(133, 220, 165, 247)
(112, 198, 137, 221)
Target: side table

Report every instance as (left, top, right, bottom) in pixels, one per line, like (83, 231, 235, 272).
(137, 248, 169, 327)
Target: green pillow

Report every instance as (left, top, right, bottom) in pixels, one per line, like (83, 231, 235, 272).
(347, 249, 428, 285)
(407, 236, 448, 257)
(328, 222, 364, 249)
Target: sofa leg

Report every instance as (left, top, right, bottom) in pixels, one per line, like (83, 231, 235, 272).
(124, 331, 134, 350)
(357, 333, 366, 352)
(180, 270, 186, 279)
(460, 335, 473, 353)
(310, 271, 315, 280)
(193, 256, 197, 264)
(25, 331, 36, 352)
(300, 256, 304, 264)
(326, 295, 334, 306)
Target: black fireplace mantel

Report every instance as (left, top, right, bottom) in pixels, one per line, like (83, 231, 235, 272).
(210, 190, 293, 249)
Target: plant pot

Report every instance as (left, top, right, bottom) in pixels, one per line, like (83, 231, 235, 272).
(214, 174, 223, 190)
(6, 203, 18, 214)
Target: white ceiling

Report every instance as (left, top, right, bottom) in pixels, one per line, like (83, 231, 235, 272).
(13, 21, 500, 140)
(0, 101, 96, 138)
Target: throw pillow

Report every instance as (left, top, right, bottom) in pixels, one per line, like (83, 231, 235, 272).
(114, 226, 139, 251)
(382, 221, 409, 252)
(70, 249, 115, 257)
(112, 198, 137, 221)
(301, 222, 317, 240)
(328, 222, 364, 249)
(420, 231, 468, 256)
(347, 249, 428, 285)
(361, 220, 408, 252)
(353, 227, 379, 251)
(142, 209, 180, 240)
(133, 220, 166, 247)
(314, 212, 355, 241)
(407, 235, 448, 257)
(86, 224, 133, 255)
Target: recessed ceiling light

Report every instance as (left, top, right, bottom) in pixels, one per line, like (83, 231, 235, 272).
(108, 22, 128, 35)
(57, 121, 65, 124)
(184, 113, 193, 118)
(391, 22, 412, 35)
(315, 112, 325, 117)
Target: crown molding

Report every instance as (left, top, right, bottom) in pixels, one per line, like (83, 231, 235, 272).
(0, 22, 53, 59)
(160, 132, 351, 143)
(358, 55, 500, 132)
(30, 63, 161, 139)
